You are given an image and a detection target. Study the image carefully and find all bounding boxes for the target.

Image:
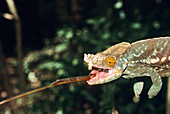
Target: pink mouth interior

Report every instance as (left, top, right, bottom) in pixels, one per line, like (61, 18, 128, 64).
(88, 69, 114, 82)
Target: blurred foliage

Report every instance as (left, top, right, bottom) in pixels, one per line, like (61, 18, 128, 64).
(1, 0, 170, 114)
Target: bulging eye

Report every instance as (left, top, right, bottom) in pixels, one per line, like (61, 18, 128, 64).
(106, 56, 116, 67)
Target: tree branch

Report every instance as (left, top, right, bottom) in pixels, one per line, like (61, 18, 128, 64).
(5, 0, 26, 92)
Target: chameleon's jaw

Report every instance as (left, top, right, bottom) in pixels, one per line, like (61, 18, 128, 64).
(87, 67, 122, 85)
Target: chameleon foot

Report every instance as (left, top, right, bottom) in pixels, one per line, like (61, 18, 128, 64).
(133, 82, 144, 98)
(148, 82, 162, 99)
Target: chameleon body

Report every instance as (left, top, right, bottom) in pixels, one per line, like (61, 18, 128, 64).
(84, 37, 170, 98)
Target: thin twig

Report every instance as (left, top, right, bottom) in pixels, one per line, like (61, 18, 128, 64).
(0, 75, 94, 105)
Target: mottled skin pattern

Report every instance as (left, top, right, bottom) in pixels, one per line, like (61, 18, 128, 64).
(84, 42, 131, 83)
(84, 37, 170, 99)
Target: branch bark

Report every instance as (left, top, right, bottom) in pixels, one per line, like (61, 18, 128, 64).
(5, 0, 25, 92)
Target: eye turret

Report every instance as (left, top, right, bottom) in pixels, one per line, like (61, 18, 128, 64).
(106, 56, 116, 67)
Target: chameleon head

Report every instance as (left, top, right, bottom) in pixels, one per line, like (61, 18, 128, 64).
(84, 53, 122, 85)
(84, 42, 131, 85)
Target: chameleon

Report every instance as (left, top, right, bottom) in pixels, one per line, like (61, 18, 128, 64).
(84, 37, 170, 99)
(0, 37, 169, 105)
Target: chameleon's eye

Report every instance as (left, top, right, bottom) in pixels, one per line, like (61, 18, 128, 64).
(106, 56, 116, 67)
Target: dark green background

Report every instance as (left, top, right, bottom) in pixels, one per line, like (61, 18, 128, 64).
(0, 0, 169, 113)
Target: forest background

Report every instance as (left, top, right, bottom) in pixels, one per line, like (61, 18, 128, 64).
(0, 0, 170, 114)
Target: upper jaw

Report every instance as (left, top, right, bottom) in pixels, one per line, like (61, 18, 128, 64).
(84, 53, 115, 70)
(84, 53, 106, 69)
(87, 62, 112, 71)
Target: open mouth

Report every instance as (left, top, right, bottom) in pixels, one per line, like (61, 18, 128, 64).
(90, 67, 109, 73)
(88, 67, 115, 83)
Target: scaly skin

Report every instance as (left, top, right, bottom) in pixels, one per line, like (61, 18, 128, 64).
(84, 37, 170, 99)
